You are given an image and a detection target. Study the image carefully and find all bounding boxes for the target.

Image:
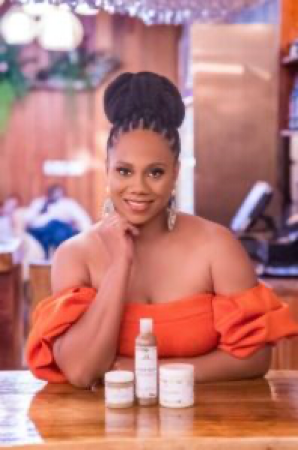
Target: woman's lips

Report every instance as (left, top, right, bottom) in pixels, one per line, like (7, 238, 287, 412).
(124, 199, 153, 213)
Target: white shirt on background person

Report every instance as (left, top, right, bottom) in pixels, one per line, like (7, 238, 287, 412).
(26, 197, 92, 231)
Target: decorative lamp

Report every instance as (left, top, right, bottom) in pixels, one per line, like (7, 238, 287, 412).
(22, 1, 53, 17)
(74, 1, 98, 16)
(0, 7, 37, 45)
(38, 7, 84, 51)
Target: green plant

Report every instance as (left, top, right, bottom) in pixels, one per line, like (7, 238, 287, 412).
(36, 48, 120, 90)
(0, 41, 120, 134)
(0, 43, 29, 133)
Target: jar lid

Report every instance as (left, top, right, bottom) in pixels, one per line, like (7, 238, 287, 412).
(160, 363, 194, 380)
(105, 371, 134, 383)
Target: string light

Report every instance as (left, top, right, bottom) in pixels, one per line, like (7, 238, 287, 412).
(15, 0, 267, 25)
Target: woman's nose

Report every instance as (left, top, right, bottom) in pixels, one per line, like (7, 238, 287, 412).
(130, 174, 148, 193)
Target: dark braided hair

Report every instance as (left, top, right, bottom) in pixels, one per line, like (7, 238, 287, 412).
(103, 72, 185, 158)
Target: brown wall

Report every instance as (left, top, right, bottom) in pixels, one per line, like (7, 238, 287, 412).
(0, 13, 180, 221)
(192, 25, 280, 226)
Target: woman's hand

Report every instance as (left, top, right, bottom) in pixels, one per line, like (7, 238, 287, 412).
(98, 212, 139, 264)
(112, 356, 135, 372)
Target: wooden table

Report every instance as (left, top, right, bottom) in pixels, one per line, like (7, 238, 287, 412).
(0, 239, 24, 369)
(1, 371, 298, 450)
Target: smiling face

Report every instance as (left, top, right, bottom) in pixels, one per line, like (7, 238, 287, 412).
(107, 129, 179, 227)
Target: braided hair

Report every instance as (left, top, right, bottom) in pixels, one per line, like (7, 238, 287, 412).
(103, 72, 185, 158)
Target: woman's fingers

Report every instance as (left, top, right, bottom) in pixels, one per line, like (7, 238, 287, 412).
(103, 213, 140, 236)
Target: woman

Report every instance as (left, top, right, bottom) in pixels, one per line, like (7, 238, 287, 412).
(27, 72, 298, 388)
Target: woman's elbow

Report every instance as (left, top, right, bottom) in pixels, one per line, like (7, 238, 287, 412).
(68, 372, 94, 389)
(62, 361, 110, 389)
(252, 345, 272, 377)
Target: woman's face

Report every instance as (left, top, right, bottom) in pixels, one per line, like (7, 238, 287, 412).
(107, 129, 179, 226)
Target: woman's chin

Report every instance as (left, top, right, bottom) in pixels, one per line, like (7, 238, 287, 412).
(124, 214, 151, 226)
(117, 209, 154, 227)
(116, 203, 166, 227)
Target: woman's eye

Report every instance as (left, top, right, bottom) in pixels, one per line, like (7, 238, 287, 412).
(149, 168, 165, 178)
(116, 167, 131, 176)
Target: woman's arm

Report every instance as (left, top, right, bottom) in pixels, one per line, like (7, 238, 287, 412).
(210, 224, 257, 296)
(52, 249, 130, 389)
(51, 217, 137, 389)
(203, 224, 272, 381)
(113, 345, 271, 383)
(160, 346, 272, 383)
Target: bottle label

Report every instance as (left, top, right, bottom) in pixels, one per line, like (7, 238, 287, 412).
(105, 386, 134, 405)
(135, 346, 157, 399)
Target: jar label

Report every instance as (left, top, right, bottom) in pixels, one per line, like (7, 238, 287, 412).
(135, 346, 157, 399)
(159, 378, 194, 408)
(105, 386, 134, 405)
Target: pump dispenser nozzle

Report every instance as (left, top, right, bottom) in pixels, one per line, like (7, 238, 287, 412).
(140, 318, 153, 335)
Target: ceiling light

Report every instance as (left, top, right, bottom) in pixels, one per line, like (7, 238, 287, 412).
(38, 7, 83, 51)
(22, 1, 53, 17)
(75, 2, 98, 16)
(0, 8, 37, 45)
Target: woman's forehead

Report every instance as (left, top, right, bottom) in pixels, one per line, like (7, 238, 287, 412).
(110, 129, 173, 162)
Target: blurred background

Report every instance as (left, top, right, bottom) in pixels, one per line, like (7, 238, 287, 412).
(2, 0, 298, 370)
(0, 0, 288, 227)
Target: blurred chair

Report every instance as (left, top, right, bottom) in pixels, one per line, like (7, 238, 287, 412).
(230, 181, 274, 234)
(29, 261, 51, 326)
(0, 239, 24, 368)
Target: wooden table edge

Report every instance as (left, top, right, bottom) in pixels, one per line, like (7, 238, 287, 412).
(3, 437, 298, 450)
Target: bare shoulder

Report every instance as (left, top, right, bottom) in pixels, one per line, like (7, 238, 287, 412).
(176, 213, 226, 247)
(51, 226, 104, 294)
(175, 213, 215, 246)
(177, 213, 257, 295)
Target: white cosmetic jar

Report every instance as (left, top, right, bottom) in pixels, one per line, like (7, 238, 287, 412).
(104, 371, 135, 409)
(159, 364, 194, 408)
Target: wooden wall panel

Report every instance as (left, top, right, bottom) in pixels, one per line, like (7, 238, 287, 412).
(0, 13, 180, 221)
(280, 0, 298, 136)
(0, 242, 24, 369)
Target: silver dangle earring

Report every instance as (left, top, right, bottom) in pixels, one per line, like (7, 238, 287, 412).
(102, 187, 115, 218)
(167, 190, 177, 231)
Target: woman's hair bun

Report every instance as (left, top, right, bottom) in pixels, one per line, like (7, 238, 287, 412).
(104, 71, 185, 129)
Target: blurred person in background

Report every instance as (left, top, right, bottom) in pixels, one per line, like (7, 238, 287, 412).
(26, 184, 92, 258)
(2, 194, 27, 237)
(0, 193, 45, 281)
(0, 200, 12, 239)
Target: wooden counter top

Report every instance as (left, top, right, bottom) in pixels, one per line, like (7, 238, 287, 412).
(1, 370, 298, 449)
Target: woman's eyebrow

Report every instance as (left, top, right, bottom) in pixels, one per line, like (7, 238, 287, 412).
(115, 161, 167, 167)
(146, 162, 167, 168)
(114, 161, 133, 166)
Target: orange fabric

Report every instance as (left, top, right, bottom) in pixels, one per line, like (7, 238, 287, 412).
(26, 283, 298, 383)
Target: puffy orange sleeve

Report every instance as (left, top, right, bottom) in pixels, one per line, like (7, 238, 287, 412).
(213, 282, 298, 358)
(26, 286, 97, 383)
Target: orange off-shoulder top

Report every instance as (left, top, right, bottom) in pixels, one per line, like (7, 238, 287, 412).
(26, 283, 298, 383)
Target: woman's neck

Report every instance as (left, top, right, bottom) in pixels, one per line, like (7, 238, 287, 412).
(135, 210, 170, 246)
